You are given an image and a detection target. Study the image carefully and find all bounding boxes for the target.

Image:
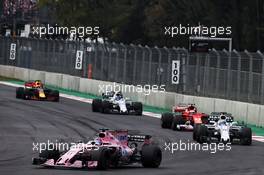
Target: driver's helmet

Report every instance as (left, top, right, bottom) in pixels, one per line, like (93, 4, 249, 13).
(106, 91, 114, 97)
(34, 80, 42, 88)
(220, 114, 226, 120)
(188, 104, 197, 112)
(109, 91, 115, 97)
(115, 91, 123, 100)
(94, 138, 102, 145)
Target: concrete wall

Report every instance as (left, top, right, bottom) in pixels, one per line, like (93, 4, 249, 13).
(0, 65, 263, 127)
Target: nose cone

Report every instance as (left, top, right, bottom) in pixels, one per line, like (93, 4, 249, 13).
(219, 123, 230, 143)
(120, 108, 127, 113)
(221, 138, 230, 144)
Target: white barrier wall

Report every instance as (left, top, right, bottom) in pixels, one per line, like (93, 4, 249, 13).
(0, 65, 263, 126)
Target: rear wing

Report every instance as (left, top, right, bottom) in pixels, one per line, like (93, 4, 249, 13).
(102, 91, 115, 99)
(128, 135, 152, 142)
(99, 129, 152, 143)
(173, 103, 197, 113)
(25, 80, 43, 88)
(209, 112, 234, 122)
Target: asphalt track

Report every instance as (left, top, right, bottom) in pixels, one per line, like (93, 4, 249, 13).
(0, 84, 264, 175)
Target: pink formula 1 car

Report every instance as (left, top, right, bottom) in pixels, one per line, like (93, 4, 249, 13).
(32, 129, 162, 170)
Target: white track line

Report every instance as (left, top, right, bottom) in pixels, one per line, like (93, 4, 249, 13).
(0, 81, 263, 143)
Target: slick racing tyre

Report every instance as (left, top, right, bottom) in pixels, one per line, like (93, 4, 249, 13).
(132, 102, 143, 115)
(23, 89, 32, 100)
(198, 125, 208, 144)
(92, 99, 102, 112)
(51, 90, 60, 102)
(240, 127, 252, 145)
(193, 124, 201, 141)
(90, 148, 110, 170)
(141, 144, 162, 168)
(171, 115, 184, 131)
(161, 113, 173, 128)
(16, 87, 25, 99)
(101, 101, 111, 113)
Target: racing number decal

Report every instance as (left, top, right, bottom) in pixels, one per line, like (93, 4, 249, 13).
(172, 60, 180, 84)
(9, 43, 16, 60)
(75, 50, 83, 70)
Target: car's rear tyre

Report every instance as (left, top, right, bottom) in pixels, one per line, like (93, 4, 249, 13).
(240, 127, 252, 145)
(101, 101, 111, 113)
(198, 125, 208, 144)
(51, 90, 60, 102)
(193, 124, 201, 141)
(171, 115, 184, 131)
(133, 102, 143, 115)
(161, 113, 173, 128)
(90, 148, 110, 170)
(92, 99, 102, 112)
(23, 89, 32, 100)
(141, 144, 162, 168)
(16, 87, 25, 99)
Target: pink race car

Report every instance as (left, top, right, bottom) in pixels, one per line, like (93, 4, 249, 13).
(32, 129, 162, 170)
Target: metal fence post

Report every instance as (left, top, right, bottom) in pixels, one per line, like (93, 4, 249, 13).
(155, 46, 162, 87)
(100, 43, 105, 80)
(107, 43, 113, 81)
(121, 43, 127, 83)
(16, 37, 21, 67)
(223, 49, 232, 99)
(245, 50, 253, 103)
(140, 45, 146, 85)
(146, 46, 152, 85)
(201, 53, 209, 96)
(257, 51, 264, 105)
(233, 50, 241, 101)
(0, 37, 4, 64)
(211, 49, 220, 97)
(164, 47, 171, 91)
(6, 37, 10, 65)
(194, 52, 200, 94)
(94, 43, 98, 79)
(131, 44, 137, 85)
(114, 43, 119, 82)
(53, 39, 56, 71)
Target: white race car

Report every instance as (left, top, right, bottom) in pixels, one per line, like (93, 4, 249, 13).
(92, 91, 143, 115)
(193, 113, 252, 145)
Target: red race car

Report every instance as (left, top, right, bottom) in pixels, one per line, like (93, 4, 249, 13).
(32, 129, 162, 170)
(16, 80, 59, 102)
(161, 104, 208, 131)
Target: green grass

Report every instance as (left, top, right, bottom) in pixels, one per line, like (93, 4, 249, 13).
(0, 76, 21, 82)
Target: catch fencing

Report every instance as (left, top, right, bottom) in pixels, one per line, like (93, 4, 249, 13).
(0, 36, 263, 104)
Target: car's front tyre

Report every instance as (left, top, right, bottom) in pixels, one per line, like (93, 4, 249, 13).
(16, 87, 25, 99)
(161, 113, 173, 128)
(92, 99, 102, 112)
